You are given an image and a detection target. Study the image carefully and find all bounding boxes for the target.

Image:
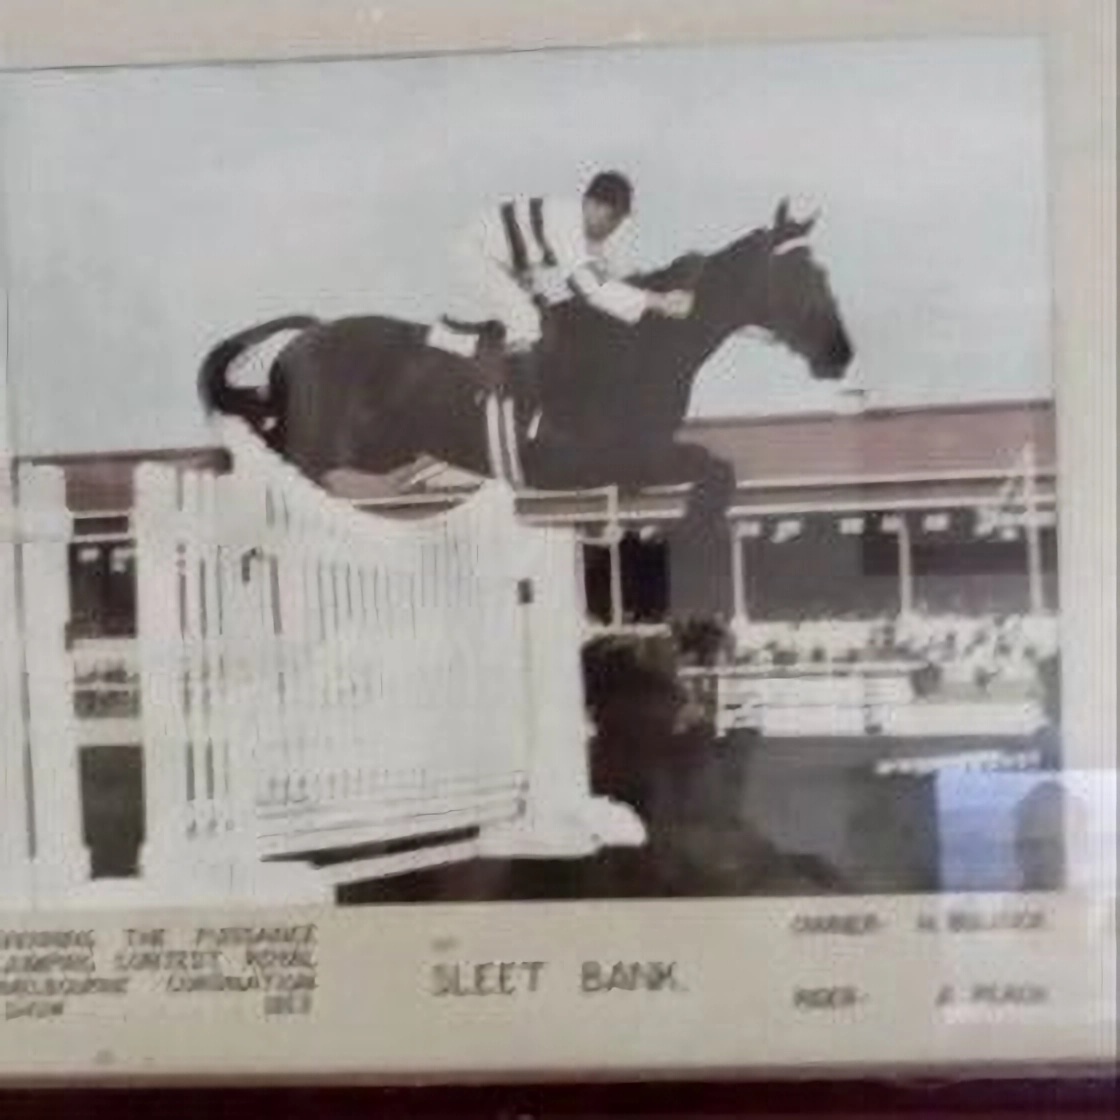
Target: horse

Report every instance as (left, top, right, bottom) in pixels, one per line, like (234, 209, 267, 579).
(198, 198, 855, 614)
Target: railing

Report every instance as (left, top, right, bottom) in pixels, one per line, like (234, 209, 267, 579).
(681, 661, 1048, 740)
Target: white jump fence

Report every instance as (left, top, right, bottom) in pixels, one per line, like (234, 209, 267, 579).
(0, 425, 644, 910)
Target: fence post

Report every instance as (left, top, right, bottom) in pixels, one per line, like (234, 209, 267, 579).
(479, 517, 646, 857)
(219, 460, 331, 904)
(15, 464, 86, 903)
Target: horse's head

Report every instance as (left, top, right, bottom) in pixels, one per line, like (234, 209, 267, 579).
(700, 199, 855, 382)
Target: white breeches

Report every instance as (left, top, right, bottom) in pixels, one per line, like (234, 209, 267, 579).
(445, 234, 543, 351)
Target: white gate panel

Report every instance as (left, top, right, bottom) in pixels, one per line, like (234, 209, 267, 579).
(129, 418, 644, 903)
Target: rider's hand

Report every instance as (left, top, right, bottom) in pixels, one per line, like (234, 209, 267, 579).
(654, 290, 695, 319)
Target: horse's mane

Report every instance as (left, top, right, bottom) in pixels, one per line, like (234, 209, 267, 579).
(626, 250, 709, 291)
(627, 226, 771, 291)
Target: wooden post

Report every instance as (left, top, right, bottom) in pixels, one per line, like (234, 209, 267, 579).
(134, 463, 192, 894)
(730, 524, 748, 627)
(479, 513, 645, 857)
(16, 464, 85, 903)
(607, 485, 623, 629)
(897, 512, 914, 618)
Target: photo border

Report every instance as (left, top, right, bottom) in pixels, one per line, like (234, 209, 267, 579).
(0, 0, 1114, 1089)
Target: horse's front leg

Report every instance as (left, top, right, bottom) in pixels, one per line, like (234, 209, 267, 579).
(636, 441, 736, 622)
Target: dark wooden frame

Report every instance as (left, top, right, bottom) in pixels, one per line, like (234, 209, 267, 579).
(1, 1074, 1118, 1117)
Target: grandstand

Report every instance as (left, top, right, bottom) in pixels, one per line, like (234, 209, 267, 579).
(27, 397, 1060, 732)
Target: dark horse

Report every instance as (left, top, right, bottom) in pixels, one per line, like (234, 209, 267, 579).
(198, 199, 855, 614)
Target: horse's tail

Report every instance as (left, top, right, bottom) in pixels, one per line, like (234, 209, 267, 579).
(197, 314, 320, 434)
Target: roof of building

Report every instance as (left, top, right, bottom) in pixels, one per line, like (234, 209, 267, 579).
(20, 398, 1055, 515)
(670, 397, 1054, 484)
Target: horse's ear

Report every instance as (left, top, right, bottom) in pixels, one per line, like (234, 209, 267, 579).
(771, 201, 820, 250)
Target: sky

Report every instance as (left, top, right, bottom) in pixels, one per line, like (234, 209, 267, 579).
(0, 35, 1053, 457)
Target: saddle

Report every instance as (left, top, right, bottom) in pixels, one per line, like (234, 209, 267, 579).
(434, 315, 545, 428)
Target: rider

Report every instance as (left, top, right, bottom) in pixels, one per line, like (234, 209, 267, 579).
(444, 171, 695, 430)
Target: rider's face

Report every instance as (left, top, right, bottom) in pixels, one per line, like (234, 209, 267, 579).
(583, 199, 625, 243)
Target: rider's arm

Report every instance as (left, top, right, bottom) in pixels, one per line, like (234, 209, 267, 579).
(544, 199, 651, 323)
(568, 264, 650, 323)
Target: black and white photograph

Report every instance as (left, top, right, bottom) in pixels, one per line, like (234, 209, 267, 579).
(0, 33, 1081, 914)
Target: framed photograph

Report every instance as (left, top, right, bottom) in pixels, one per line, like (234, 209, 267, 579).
(0, 0, 1114, 1090)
